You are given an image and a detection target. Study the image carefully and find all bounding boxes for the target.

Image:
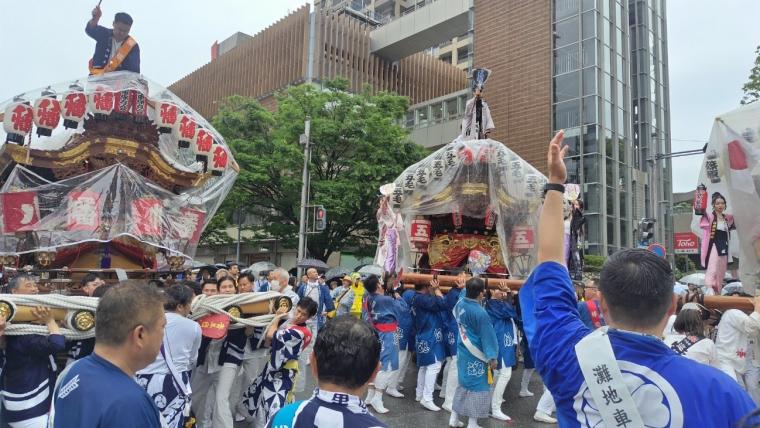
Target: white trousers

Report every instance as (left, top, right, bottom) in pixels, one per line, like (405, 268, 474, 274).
(212, 363, 239, 428)
(389, 349, 411, 390)
(190, 366, 217, 428)
(492, 366, 513, 404)
(442, 356, 459, 403)
(374, 370, 395, 391)
(416, 361, 442, 402)
(743, 366, 760, 405)
(536, 387, 556, 415)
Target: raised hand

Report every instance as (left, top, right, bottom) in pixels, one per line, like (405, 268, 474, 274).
(456, 272, 467, 289)
(92, 4, 102, 20)
(547, 130, 568, 184)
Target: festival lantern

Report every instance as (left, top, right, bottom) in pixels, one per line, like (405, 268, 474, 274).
(156, 100, 179, 134)
(705, 149, 723, 184)
(1, 191, 40, 233)
(67, 191, 102, 232)
(193, 128, 214, 165)
(173, 114, 196, 149)
(32, 88, 61, 137)
(210, 142, 228, 176)
(459, 146, 474, 166)
(114, 85, 148, 119)
(415, 167, 431, 188)
(693, 184, 708, 216)
(403, 171, 416, 193)
(409, 218, 432, 253)
(88, 88, 115, 120)
(3, 98, 33, 144)
(484, 205, 497, 230)
(432, 159, 445, 180)
(508, 225, 535, 276)
(61, 83, 87, 130)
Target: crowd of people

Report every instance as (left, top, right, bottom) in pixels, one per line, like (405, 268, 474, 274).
(2, 133, 760, 428)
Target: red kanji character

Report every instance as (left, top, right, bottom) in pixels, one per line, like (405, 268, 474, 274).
(213, 146, 228, 169)
(195, 130, 213, 153)
(64, 93, 87, 119)
(93, 91, 114, 112)
(35, 98, 61, 128)
(160, 103, 178, 125)
(10, 105, 33, 133)
(179, 116, 196, 139)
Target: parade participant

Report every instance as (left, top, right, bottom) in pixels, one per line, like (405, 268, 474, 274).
(86, 6, 140, 75)
(349, 272, 368, 320)
(440, 273, 466, 413)
(200, 278, 218, 297)
(228, 263, 241, 281)
(65, 273, 104, 366)
(461, 68, 494, 140)
(242, 297, 318, 427)
(485, 284, 518, 421)
(700, 192, 736, 294)
(663, 306, 720, 369)
(255, 271, 272, 292)
(194, 276, 246, 428)
(577, 279, 606, 330)
(295, 268, 334, 391)
(136, 285, 202, 428)
(267, 316, 388, 428)
(238, 272, 255, 293)
(3, 276, 65, 428)
(52, 282, 165, 427)
(364, 275, 403, 414)
(520, 130, 755, 427)
(331, 275, 352, 301)
(386, 287, 417, 398)
(569, 199, 586, 280)
(448, 277, 499, 428)
(412, 278, 447, 412)
(271, 268, 300, 314)
(714, 300, 760, 403)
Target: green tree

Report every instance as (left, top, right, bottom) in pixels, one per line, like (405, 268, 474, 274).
(208, 78, 428, 261)
(741, 45, 760, 105)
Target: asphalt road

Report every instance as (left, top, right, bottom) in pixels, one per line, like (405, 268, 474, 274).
(235, 364, 555, 428)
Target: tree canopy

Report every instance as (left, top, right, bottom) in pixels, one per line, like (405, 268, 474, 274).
(203, 78, 428, 261)
(741, 44, 760, 105)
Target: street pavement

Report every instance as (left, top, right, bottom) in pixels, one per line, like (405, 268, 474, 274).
(236, 364, 555, 427)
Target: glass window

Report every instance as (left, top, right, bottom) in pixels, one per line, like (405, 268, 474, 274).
(564, 127, 582, 156)
(636, 2, 646, 26)
(554, 16, 580, 48)
(554, 71, 580, 102)
(586, 214, 600, 243)
(607, 215, 617, 245)
(616, 80, 624, 104)
(616, 54, 623, 77)
(604, 128, 613, 155)
(554, 44, 581, 74)
(602, 18, 611, 45)
(445, 98, 458, 120)
(567, 155, 581, 183)
(405, 110, 415, 128)
(603, 45, 611, 73)
(431, 102, 443, 123)
(582, 39, 596, 67)
(618, 138, 626, 163)
(554, 99, 581, 129)
(458, 95, 467, 114)
(582, 11, 595, 39)
(583, 124, 598, 153)
(619, 219, 629, 247)
(604, 100, 612, 127)
(603, 73, 612, 101)
(416, 107, 428, 127)
(614, 1, 622, 27)
(583, 67, 597, 96)
(582, 95, 597, 125)
(555, 0, 580, 21)
(602, 0, 610, 18)
(606, 157, 615, 185)
(584, 154, 600, 182)
(586, 186, 601, 213)
(582, 0, 596, 12)
(616, 108, 625, 135)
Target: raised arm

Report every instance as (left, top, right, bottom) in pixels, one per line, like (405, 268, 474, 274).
(538, 130, 568, 264)
(88, 4, 102, 29)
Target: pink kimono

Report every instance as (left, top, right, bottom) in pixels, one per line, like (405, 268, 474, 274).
(700, 212, 735, 293)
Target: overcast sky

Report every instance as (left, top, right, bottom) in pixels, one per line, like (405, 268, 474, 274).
(1, 1, 758, 193)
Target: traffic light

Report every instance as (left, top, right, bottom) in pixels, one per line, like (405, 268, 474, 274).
(315, 205, 327, 231)
(639, 218, 656, 242)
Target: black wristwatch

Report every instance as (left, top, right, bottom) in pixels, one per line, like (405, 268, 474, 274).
(543, 183, 565, 196)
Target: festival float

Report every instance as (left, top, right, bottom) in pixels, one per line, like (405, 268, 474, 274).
(0, 71, 290, 337)
(376, 69, 544, 290)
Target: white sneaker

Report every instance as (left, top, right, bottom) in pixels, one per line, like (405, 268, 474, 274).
(534, 411, 558, 423)
(441, 401, 453, 412)
(421, 399, 441, 412)
(415, 393, 422, 402)
(368, 396, 389, 414)
(491, 408, 512, 421)
(448, 420, 465, 427)
(386, 388, 405, 398)
(519, 390, 535, 397)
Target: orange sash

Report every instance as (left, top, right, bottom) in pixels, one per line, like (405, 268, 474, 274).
(89, 36, 137, 75)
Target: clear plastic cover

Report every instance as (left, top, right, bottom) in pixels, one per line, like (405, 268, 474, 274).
(388, 136, 546, 278)
(0, 72, 237, 267)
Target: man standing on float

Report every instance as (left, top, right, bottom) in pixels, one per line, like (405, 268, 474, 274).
(86, 4, 140, 74)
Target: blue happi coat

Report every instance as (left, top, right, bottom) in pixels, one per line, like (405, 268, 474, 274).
(442, 287, 461, 357)
(520, 261, 756, 428)
(368, 294, 403, 371)
(399, 290, 416, 351)
(485, 298, 518, 369)
(411, 291, 446, 367)
(453, 297, 498, 392)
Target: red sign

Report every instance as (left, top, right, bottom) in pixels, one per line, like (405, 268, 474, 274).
(67, 191, 102, 232)
(674, 232, 699, 254)
(131, 198, 164, 237)
(509, 226, 535, 252)
(198, 313, 229, 339)
(2, 192, 40, 233)
(410, 219, 432, 246)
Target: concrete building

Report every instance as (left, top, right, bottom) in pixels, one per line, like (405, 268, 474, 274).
(173, 0, 673, 261)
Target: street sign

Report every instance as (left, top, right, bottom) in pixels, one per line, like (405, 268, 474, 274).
(647, 243, 666, 258)
(673, 232, 699, 254)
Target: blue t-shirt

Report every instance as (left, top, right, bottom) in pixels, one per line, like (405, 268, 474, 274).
(52, 353, 162, 427)
(520, 261, 756, 428)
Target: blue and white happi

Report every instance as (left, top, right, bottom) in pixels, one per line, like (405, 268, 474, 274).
(485, 298, 518, 369)
(411, 291, 447, 367)
(367, 293, 403, 371)
(136, 371, 191, 428)
(520, 261, 756, 427)
(453, 297, 498, 392)
(442, 288, 461, 357)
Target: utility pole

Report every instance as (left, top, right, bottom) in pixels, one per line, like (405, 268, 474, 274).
(297, 116, 311, 277)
